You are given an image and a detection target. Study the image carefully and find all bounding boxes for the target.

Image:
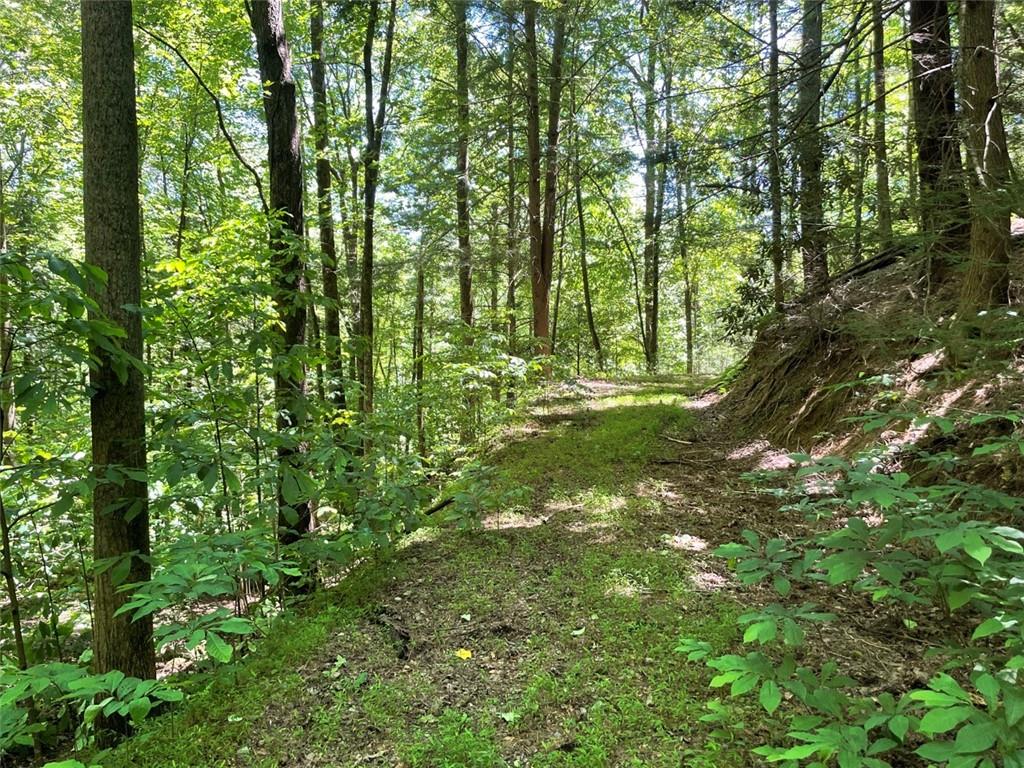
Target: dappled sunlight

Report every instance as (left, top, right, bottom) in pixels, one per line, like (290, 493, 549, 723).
(689, 570, 730, 592)
(482, 511, 549, 530)
(662, 533, 709, 552)
(680, 392, 721, 410)
(727, 439, 794, 470)
(603, 568, 651, 599)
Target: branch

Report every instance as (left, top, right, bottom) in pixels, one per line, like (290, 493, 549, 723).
(135, 23, 268, 215)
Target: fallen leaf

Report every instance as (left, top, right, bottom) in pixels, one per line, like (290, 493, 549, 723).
(455, 648, 473, 660)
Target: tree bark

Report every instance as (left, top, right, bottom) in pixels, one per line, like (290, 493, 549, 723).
(454, 0, 473, 329)
(958, 0, 1011, 313)
(413, 257, 425, 456)
(768, 0, 785, 309)
(872, 0, 893, 245)
(310, 0, 346, 411)
(81, 0, 156, 694)
(909, 0, 968, 273)
(249, 0, 311, 548)
(505, 7, 518, 376)
(359, 0, 398, 420)
(526, 0, 566, 362)
(571, 76, 602, 369)
(797, 0, 828, 293)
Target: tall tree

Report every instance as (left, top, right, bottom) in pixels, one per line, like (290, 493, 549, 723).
(872, 0, 892, 245)
(310, 0, 345, 411)
(358, 0, 398, 416)
(525, 0, 567, 360)
(958, 0, 1011, 313)
(81, 0, 156, 688)
(249, 0, 311, 548)
(768, 0, 785, 309)
(797, 0, 828, 292)
(454, 0, 473, 329)
(570, 66, 602, 369)
(909, 0, 967, 270)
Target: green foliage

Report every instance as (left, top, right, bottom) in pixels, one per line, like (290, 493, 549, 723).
(0, 660, 181, 754)
(678, 405, 1024, 767)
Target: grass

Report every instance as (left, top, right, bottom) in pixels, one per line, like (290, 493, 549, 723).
(97, 380, 753, 767)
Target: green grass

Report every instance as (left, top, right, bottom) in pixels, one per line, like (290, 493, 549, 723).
(97, 381, 752, 767)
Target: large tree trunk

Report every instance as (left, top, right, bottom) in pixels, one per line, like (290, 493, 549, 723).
(310, 0, 345, 411)
(909, 0, 968, 274)
(872, 0, 893, 245)
(81, 0, 156, 698)
(958, 0, 1011, 313)
(768, 0, 785, 309)
(505, 8, 518, 373)
(797, 0, 828, 293)
(249, 0, 311, 549)
(454, 0, 473, 329)
(526, 0, 566, 362)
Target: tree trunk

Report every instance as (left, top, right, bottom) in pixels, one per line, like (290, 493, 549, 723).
(958, 0, 1011, 313)
(81, 0, 156, 697)
(310, 0, 345, 411)
(572, 82, 602, 369)
(454, 0, 473, 329)
(526, 0, 566, 362)
(359, 0, 398, 421)
(250, 0, 311, 550)
(797, 0, 828, 292)
(872, 0, 893, 245)
(768, 0, 785, 309)
(909, 0, 968, 273)
(853, 56, 868, 264)
(413, 259, 425, 456)
(505, 8, 518, 367)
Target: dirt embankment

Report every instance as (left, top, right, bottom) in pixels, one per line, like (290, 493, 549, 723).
(716, 252, 1024, 487)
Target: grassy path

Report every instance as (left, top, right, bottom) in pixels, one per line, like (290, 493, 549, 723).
(107, 380, 765, 768)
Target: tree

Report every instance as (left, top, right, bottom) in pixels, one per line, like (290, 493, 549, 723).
(248, 0, 311, 549)
(81, 0, 156, 692)
(797, 0, 828, 292)
(909, 0, 967, 272)
(310, 0, 346, 411)
(358, 0, 398, 416)
(958, 0, 1011, 314)
(871, 0, 892, 245)
(525, 0, 567, 360)
(767, 0, 785, 309)
(454, 0, 473, 329)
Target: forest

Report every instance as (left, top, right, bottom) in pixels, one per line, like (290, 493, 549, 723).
(1, 0, 1022, 765)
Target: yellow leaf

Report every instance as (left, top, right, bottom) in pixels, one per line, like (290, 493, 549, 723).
(454, 648, 472, 660)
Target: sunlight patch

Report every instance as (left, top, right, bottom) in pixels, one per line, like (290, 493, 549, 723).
(690, 570, 729, 591)
(482, 511, 548, 530)
(663, 533, 708, 552)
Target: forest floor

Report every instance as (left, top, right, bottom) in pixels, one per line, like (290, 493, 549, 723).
(104, 379, 793, 768)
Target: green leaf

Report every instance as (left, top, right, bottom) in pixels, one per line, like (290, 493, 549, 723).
(1003, 686, 1024, 727)
(954, 722, 997, 754)
(127, 696, 152, 723)
(919, 706, 973, 734)
(888, 714, 909, 741)
(963, 533, 992, 566)
(205, 632, 233, 663)
(216, 617, 254, 635)
(759, 680, 782, 714)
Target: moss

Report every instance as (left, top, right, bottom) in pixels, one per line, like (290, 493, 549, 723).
(101, 379, 755, 767)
